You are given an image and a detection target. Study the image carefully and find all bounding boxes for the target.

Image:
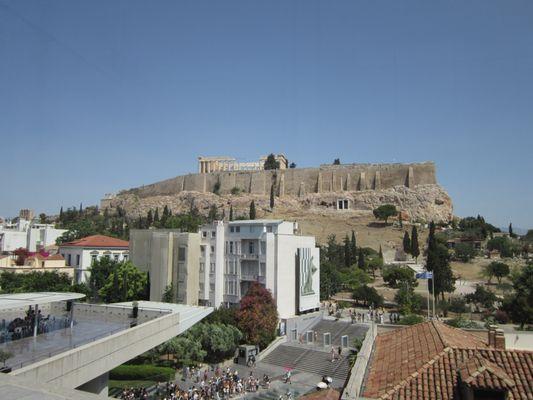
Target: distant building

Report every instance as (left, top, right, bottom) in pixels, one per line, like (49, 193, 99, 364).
(0, 253, 73, 277)
(0, 220, 67, 253)
(19, 209, 35, 221)
(129, 230, 200, 305)
(197, 154, 288, 173)
(58, 235, 129, 283)
(130, 220, 320, 319)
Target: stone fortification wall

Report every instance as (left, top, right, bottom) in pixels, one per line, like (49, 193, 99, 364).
(111, 162, 436, 202)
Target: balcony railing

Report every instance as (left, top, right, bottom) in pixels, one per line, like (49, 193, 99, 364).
(240, 274, 265, 283)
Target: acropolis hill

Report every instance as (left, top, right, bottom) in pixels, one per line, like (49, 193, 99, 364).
(101, 161, 453, 243)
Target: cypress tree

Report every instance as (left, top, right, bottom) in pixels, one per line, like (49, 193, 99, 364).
(343, 235, 351, 268)
(59, 206, 64, 224)
(208, 204, 218, 221)
(350, 231, 357, 265)
(509, 223, 514, 237)
(270, 184, 275, 209)
(147, 210, 153, 227)
(154, 208, 159, 224)
(411, 226, 420, 262)
(229, 205, 234, 221)
(79, 202, 83, 215)
(379, 245, 383, 260)
(357, 248, 365, 269)
(249, 201, 256, 220)
(403, 231, 411, 254)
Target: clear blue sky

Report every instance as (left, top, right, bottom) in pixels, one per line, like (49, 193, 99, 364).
(1, 0, 532, 229)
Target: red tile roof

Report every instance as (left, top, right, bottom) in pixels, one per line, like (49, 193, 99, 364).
(362, 321, 533, 400)
(46, 254, 65, 260)
(59, 235, 129, 248)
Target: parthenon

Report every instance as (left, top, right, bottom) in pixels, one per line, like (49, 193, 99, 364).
(198, 154, 288, 173)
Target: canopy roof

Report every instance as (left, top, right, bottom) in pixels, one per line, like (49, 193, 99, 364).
(0, 292, 85, 311)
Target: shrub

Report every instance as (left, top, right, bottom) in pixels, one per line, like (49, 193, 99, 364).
(110, 365, 175, 381)
(493, 310, 510, 324)
(445, 317, 482, 329)
(448, 297, 468, 314)
(230, 187, 241, 195)
(399, 314, 424, 325)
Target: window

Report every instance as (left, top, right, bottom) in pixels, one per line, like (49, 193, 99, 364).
(235, 226, 240, 233)
(200, 262, 205, 272)
(210, 246, 214, 253)
(267, 226, 273, 233)
(260, 241, 266, 254)
(249, 241, 255, 254)
(230, 227, 235, 233)
(229, 241, 234, 254)
(201, 246, 205, 256)
(211, 231, 216, 238)
(76, 255, 80, 266)
(210, 263, 215, 273)
(210, 283, 215, 292)
(114, 254, 119, 262)
(202, 231, 207, 238)
(123, 254, 128, 261)
(178, 246, 186, 261)
(67, 254, 71, 266)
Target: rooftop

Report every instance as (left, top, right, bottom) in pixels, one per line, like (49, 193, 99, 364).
(59, 235, 129, 248)
(228, 219, 285, 225)
(362, 321, 533, 400)
(0, 292, 85, 311)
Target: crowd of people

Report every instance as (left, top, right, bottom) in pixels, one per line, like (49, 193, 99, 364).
(119, 366, 273, 400)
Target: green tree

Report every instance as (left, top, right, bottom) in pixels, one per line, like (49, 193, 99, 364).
(236, 282, 278, 349)
(352, 285, 383, 307)
(502, 264, 533, 329)
(357, 248, 365, 269)
(343, 235, 351, 268)
(153, 208, 160, 224)
(186, 322, 242, 363)
(0, 349, 13, 366)
(426, 221, 455, 300)
(465, 285, 497, 311)
(162, 284, 174, 303)
(99, 261, 148, 303)
(39, 213, 47, 224)
(367, 256, 383, 279)
(394, 286, 423, 315)
(382, 266, 417, 289)
(483, 261, 510, 284)
(402, 232, 411, 255)
(208, 204, 218, 221)
(263, 154, 280, 170)
(249, 201, 256, 220)
(146, 210, 153, 227)
(487, 237, 517, 258)
(350, 231, 357, 265)
(454, 242, 476, 262)
(88, 257, 120, 301)
(269, 184, 275, 209)
(333, 158, 341, 165)
(289, 162, 296, 168)
(509, 223, 515, 238)
(411, 226, 420, 261)
(372, 204, 398, 225)
(229, 205, 234, 221)
(320, 262, 342, 300)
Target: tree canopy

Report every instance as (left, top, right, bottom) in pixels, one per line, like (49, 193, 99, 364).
(263, 154, 280, 170)
(372, 204, 398, 224)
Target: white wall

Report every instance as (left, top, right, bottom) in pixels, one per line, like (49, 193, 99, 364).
(59, 247, 129, 283)
(0, 230, 27, 252)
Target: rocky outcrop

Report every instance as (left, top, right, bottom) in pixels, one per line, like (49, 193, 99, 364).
(102, 184, 453, 223)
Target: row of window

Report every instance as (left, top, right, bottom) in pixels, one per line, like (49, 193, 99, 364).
(63, 253, 127, 267)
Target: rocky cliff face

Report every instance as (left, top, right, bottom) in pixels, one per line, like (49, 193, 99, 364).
(102, 184, 453, 224)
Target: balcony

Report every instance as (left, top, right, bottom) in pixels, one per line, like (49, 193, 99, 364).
(239, 253, 259, 260)
(240, 274, 265, 284)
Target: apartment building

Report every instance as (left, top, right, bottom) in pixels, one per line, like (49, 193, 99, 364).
(199, 220, 320, 319)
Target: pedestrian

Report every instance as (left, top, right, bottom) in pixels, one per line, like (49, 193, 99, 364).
(331, 347, 336, 362)
(337, 346, 342, 359)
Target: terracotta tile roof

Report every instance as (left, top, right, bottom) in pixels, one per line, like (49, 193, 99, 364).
(299, 389, 341, 400)
(46, 254, 64, 260)
(361, 322, 533, 400)
(59, 235, 129, 248)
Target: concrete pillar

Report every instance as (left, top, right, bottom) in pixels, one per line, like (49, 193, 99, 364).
(77, 372, 109, 397)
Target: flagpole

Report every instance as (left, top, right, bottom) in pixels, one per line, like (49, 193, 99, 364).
(427, 278, 430, 320)
(432, 275, 436, 319)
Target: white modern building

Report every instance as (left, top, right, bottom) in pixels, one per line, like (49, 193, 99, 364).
(0, 219, 67, 252)
(58, 235, 129, 283)
(199, 220, 320, 319)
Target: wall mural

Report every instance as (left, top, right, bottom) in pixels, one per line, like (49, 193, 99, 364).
(299, 248, 317, 296)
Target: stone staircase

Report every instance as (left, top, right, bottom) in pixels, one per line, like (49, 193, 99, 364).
(306, 320, 368, 348)
(262, 344, 351, 382)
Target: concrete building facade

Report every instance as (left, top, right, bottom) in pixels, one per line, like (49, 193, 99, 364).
(129, 230, 200, 304)
(129, 220, 319, 319)
(199, 220, 320, 319)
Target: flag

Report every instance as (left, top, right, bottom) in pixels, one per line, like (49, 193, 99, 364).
(416, 271, 433, 279)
